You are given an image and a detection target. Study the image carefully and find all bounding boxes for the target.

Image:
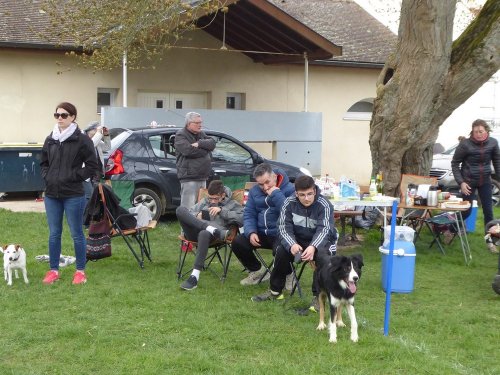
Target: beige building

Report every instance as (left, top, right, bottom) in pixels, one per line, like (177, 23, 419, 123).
(0, 0, 395, 184)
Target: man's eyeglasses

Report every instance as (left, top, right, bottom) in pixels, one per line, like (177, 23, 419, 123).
(297, 192, 315, 199)
(190, 121, 202, 125)
(54, 113, 70, 119)
(208, 195, 222, 201)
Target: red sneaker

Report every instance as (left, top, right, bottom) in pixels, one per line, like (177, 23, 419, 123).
(72, 271, 87, 285)
(42, 270, 60, 284)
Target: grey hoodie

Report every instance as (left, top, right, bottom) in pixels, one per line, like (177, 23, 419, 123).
(189, 186, 244, 229)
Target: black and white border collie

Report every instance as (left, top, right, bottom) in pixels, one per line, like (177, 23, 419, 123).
(316, 254, 364, 343)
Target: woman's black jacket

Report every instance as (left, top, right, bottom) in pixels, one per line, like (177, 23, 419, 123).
(40, 128, 99, 198)
(451, 136, 500, 187)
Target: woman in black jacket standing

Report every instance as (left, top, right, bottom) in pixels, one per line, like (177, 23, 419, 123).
(452, 119, 500, 253)
(40, 102, 99, 284)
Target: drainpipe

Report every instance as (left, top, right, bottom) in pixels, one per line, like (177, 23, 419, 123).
(123, 51, 128, 107)
(304, 52, 308, 112)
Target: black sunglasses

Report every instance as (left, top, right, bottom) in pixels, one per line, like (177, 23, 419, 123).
(53, 112, 71, 119)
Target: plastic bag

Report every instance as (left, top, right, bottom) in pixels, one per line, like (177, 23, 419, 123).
(339, 176, 358, 198)
(315, 175, 336, 198)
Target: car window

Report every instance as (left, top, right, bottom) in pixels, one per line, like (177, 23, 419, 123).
(160, 134, 176, 159)
(211, 136, 253, 164)
(149, 135, 165, 158)
(442, 144, 458, 155)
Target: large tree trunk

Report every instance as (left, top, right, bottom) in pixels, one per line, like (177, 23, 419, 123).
(370, 0, 500, 197)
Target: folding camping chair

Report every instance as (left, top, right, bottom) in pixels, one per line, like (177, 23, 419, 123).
(87, 183, 156, 269)
(289, 260, 313, 298)
(239, 181, 274, 283)
(423, 212, 460, 255)
(177, 188, 244, 281)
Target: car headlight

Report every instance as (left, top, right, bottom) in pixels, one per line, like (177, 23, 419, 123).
(300, 167, 312, 177)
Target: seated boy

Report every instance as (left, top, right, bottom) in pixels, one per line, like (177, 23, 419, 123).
(176, 180, 244, 290)
(252, 175, 337, 305)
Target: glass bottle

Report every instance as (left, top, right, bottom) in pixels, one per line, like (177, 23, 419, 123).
(376, 171, 383, 194)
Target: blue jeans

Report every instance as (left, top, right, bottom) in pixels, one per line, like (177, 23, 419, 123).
(462, 183, 493, 231)
(44, 195, 87, 271)
(84, 180, 94, 202)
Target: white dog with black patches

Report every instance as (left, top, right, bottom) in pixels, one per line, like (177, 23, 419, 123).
(3, 244, 29, 286)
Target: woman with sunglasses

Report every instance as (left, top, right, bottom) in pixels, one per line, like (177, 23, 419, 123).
(40, 102, 99, 285)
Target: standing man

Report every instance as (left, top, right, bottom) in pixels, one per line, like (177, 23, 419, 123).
(252, 175, 337, 306)
(231, 163, 295, 285)
(175, 112, 216, 208)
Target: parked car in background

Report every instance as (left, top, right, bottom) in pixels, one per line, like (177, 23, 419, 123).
(430, 132, 500, 206)
(105, 126, 311, 220)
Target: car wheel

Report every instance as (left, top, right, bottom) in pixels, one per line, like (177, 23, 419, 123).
(133, 187, 163, 221)
(492, 179, 500, 207)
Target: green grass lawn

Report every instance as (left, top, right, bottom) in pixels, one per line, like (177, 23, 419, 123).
(0, 208, 498, 375)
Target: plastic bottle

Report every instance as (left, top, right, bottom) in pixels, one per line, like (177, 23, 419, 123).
(369, 178, 377, 197)
(332, 183, 340, 200)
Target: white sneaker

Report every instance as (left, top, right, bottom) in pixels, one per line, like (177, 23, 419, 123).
(240, 266, 270, 286)
(285, 272, 296, 292)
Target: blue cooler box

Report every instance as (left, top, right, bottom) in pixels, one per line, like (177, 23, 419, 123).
(464, 205, 478, 233)
(379, 240, 416, 293)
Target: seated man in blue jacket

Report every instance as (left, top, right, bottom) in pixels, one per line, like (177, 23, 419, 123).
(231, 163, 295, 285)
(252, 175, 337, 306)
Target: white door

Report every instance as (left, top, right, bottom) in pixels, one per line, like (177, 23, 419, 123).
(137, 92, 169, 109)
(137, 92, 207, 109)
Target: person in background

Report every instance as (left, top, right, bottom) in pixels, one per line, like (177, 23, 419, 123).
(174, 112, 215, 208)
(40, 102, 99, 285)
(451, 119, 500, 254)
(493, 256, 500, 295)
(83, 121, 111, 202)
(231, 163, 295, 286)
(176, 180, 243, 290)
(251, 175, 337, 310)
(485, 220, 500, 294)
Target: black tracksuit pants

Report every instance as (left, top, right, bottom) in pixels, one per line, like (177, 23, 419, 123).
(176, 206, 218, 271)
(270, 241, 335, 296)
(231, 233, 278, 272)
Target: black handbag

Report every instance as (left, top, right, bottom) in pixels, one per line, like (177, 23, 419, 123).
(86, 231, 112, 260)
(86, 191, 112, 261)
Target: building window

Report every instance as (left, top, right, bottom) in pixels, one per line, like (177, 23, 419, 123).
(97, 88, 118, 114)
(176, 100, 183, 109)
(226, 92, 245, 110)
(343, 98, 374, 121)
(156, 100, 164, 109)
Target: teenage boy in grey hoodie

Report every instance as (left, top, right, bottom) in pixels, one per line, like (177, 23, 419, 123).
(176, 180, 243, 290)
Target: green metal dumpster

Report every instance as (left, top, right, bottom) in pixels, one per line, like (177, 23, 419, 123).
(0, 143, 44, 193)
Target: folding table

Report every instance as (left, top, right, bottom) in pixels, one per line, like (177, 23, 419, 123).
(399, 203, 472, 265)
